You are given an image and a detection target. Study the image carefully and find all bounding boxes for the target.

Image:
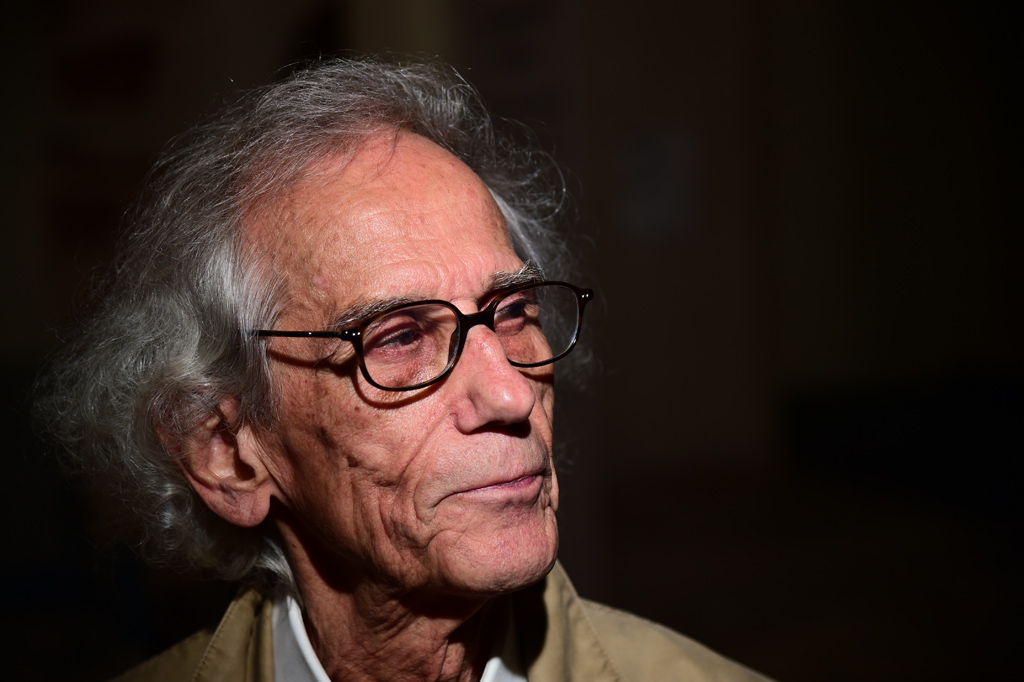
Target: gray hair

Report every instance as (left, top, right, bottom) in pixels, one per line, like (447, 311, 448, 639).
(35, 58, 573, 587)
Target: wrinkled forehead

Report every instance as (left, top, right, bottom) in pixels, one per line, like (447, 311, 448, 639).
(242, 130, 518, 320)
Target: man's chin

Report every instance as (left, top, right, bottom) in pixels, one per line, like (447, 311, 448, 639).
(433, 516, 559, 597)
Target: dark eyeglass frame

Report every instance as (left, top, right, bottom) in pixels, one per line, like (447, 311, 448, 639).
(253, 281, 593, 392)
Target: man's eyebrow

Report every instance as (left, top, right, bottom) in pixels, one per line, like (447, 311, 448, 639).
(327, 297, 416, 331)
(487, 263, 545, 292)
(326, 263, 546, 330)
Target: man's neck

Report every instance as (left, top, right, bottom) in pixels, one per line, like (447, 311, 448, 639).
(292, 572, 498, 682)
(274, 517, 501, 682)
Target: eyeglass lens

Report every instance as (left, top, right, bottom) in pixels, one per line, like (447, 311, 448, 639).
(360, 284, 580, 389)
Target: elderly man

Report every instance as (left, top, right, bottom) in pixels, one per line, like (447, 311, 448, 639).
(38, 59, 771, 681)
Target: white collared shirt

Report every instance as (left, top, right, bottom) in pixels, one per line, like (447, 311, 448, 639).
(272, 590, 527, 682)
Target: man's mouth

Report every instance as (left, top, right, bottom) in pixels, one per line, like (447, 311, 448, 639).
(445, 469, 547, 503)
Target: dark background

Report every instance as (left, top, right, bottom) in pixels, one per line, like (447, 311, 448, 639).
(2, 1, 1020, 680)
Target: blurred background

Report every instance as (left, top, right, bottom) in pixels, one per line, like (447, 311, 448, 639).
(2, 1, 1020, 680)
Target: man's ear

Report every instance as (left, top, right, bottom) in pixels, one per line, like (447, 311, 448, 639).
(169, 397, 274, 528)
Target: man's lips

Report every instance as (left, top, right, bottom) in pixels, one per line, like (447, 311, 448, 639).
(471, 473, 541, 493)
(443, 468, 547, 502)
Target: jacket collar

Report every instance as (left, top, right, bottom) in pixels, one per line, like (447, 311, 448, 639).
(191, 562, 616, 682)
(192, 586, 275, 682)
(515, 563, 622, 682)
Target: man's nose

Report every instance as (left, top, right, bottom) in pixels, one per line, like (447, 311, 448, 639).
(449, 325, 538, 433)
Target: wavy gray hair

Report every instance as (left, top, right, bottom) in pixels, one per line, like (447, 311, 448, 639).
(36, 58, 573, 586)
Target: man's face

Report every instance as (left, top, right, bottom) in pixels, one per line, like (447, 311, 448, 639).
(248, 131, 558, 598)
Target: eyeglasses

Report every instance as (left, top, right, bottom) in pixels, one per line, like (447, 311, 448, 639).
(253, 282, 593, 391)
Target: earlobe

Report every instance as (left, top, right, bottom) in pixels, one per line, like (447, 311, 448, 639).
(170, 399, 274, 528)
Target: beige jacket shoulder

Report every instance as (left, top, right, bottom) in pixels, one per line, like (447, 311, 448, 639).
(113, 564, 773, 682)
(111, 588, 274, 682)
(516, 563, 773, 682)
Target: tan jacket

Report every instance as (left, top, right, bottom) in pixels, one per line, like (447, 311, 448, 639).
(114, 564, 773, 681)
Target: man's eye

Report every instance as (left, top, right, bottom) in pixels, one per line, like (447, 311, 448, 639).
(365, 320, 425, 352)
(497, 300, 527, 320)
(375, 327, 422, 349)
(495, 296, 540, 332)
